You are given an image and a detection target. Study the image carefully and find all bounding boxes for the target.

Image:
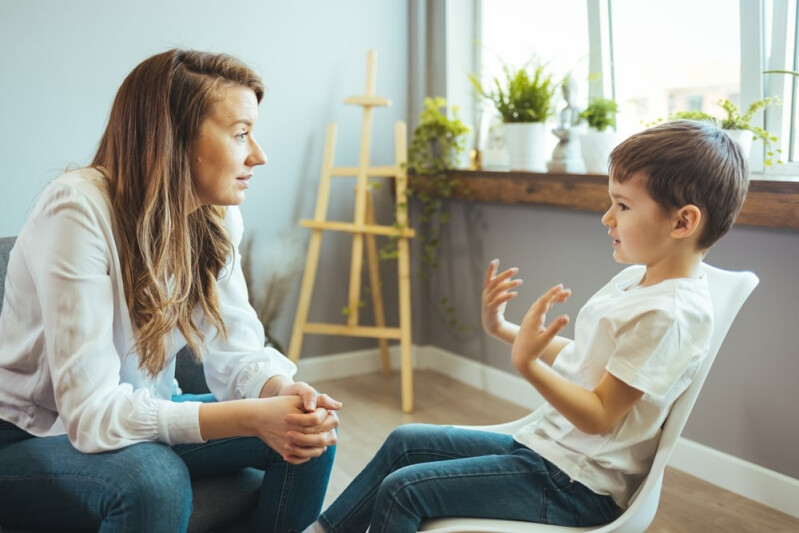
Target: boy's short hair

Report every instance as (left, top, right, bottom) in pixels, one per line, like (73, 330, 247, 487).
(608, 120, 749, 250)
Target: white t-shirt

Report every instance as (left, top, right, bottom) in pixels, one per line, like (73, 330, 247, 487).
(0, 168, 296, 452)
(514, 265, 713, 508)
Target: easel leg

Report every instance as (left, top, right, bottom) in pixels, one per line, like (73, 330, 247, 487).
(365, 192, 391, 376)
(398, 236, 413, 413)
(289, 125, 338, 363)
(288, 229, 324, 363)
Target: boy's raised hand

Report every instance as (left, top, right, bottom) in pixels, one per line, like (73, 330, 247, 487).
(482, 259, 523, 343)
(512, 284, 571, 372)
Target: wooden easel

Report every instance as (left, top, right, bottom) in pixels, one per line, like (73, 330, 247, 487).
(288, 50, 416, 413)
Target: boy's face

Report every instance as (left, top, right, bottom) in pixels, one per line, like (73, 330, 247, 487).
(602, 174, 677, 267)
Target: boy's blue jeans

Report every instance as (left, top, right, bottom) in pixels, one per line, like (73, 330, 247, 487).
(319, 423, 620, 533)
(0, 394, 335, 533)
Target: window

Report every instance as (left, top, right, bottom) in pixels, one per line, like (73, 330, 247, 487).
(475, 0, 799, 175)
(609, 0, 740, 138)
(764, 0, 798, 166)
(480, 0, 589, 88)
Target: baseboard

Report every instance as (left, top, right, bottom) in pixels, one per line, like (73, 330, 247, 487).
(294, 345, 420, 384)
(297, 344, 799, 518)
(669, 437, 799, 518)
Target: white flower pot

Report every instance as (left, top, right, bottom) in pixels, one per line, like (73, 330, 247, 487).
(723, 129, 754, 161)
(580, 129, 622, 175)
(504, 122, 548, 172)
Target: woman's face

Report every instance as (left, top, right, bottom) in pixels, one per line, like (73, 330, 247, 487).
(190, 85, 266, 208)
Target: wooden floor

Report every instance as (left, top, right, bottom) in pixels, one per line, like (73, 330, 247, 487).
(310, 369, 799, 532)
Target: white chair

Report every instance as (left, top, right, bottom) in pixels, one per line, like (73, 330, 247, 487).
(419, 263, 759, 533)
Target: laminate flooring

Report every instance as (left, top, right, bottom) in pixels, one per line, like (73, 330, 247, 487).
(310, 369, 799, 532)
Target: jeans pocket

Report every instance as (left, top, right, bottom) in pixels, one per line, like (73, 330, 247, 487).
(543, 459, 573, 490)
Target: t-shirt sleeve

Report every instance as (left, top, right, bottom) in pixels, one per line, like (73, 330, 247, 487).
(605, 308, 704, 398)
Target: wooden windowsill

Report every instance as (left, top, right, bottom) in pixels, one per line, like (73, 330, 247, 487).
(409, 169, 799, 231)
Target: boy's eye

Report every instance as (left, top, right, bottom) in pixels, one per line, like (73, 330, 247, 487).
(618, 203, 629, 211)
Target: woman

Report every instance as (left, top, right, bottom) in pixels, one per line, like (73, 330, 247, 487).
(0, 49, 339, 532)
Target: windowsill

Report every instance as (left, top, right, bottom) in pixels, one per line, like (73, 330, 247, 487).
(409, 169, 799, 231)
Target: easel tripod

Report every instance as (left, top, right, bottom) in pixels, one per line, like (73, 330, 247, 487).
(288, 50, 416, 412)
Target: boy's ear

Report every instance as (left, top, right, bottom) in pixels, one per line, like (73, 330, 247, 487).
(671, 205, 702, 239)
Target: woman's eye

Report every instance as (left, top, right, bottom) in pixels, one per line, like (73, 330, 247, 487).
(236, 132, 249, 142)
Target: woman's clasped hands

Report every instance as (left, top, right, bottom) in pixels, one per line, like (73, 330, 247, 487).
(257, 377, 341, 465)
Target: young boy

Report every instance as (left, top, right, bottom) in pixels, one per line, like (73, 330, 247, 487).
(306, 120, 750, 533)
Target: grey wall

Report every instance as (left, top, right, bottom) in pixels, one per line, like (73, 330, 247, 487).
(417, 200, 799, 479)
(0, 0, 408, 358)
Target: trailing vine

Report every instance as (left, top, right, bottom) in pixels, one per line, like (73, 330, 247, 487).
(391, 96, 470, 278)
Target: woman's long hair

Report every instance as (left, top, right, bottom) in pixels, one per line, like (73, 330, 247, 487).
(92, 49, 264, 376)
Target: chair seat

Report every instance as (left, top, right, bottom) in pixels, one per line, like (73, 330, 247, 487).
(188, 468, 264, 533)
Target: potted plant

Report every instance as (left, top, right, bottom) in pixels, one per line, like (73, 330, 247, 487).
(470, 61, 558, 172)
(384, 97, 469, 279)
(385, 96, 470, 331)
(667, 97, 782, 166)
(579, 97, 620, 174)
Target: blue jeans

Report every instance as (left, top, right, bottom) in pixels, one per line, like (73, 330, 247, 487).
(0, 405, 335, 532)
(319, 424, 620, 533)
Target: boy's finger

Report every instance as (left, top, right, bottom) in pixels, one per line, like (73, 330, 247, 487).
(497, 267, 518, 282)
(484, 259, 499, 285)
(545, 315, 570, 338)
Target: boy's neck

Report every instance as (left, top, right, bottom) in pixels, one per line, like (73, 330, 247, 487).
(638, 250, 705, 287)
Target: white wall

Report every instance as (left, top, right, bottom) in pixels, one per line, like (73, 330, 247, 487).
(0, 0, 408, 357)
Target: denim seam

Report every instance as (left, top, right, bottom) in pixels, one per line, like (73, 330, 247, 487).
(173, 436, 241, 457)
(273, 462, 293, 533)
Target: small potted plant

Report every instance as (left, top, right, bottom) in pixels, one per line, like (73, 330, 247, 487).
(470, 61, 558, 172)
(578, 97, 620, 174)
(388, 97, 469, 278)
(667, 97, 782, 166)
(395, 97, 470, 331)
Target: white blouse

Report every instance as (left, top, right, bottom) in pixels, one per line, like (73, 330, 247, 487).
(0, 168, 297, 452)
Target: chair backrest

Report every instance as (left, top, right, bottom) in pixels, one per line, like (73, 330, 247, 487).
(419, 263, 759, 533)
(596, 263, 759, 533)
(0, 236, 17, 314)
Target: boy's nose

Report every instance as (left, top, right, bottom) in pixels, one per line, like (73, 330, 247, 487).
(601, 208, 613, 226)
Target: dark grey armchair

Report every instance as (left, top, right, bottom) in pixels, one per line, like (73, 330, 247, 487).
(0, 236, 263, 533)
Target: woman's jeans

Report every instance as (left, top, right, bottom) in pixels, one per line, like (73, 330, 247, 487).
(320, 423, 620, 533)
(0, 395, 335, 533)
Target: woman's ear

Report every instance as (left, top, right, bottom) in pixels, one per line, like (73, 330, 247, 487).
(671, 204, 702, 239)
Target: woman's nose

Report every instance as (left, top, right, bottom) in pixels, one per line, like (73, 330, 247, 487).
(248, 138, 267, 166)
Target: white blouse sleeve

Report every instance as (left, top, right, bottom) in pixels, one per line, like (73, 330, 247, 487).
(26, 183, 202, 453)
(199, 206, 297, 401)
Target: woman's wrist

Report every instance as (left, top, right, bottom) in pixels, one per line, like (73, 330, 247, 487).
(199, 399, 258, 441)
(259, 374, 293, 398)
